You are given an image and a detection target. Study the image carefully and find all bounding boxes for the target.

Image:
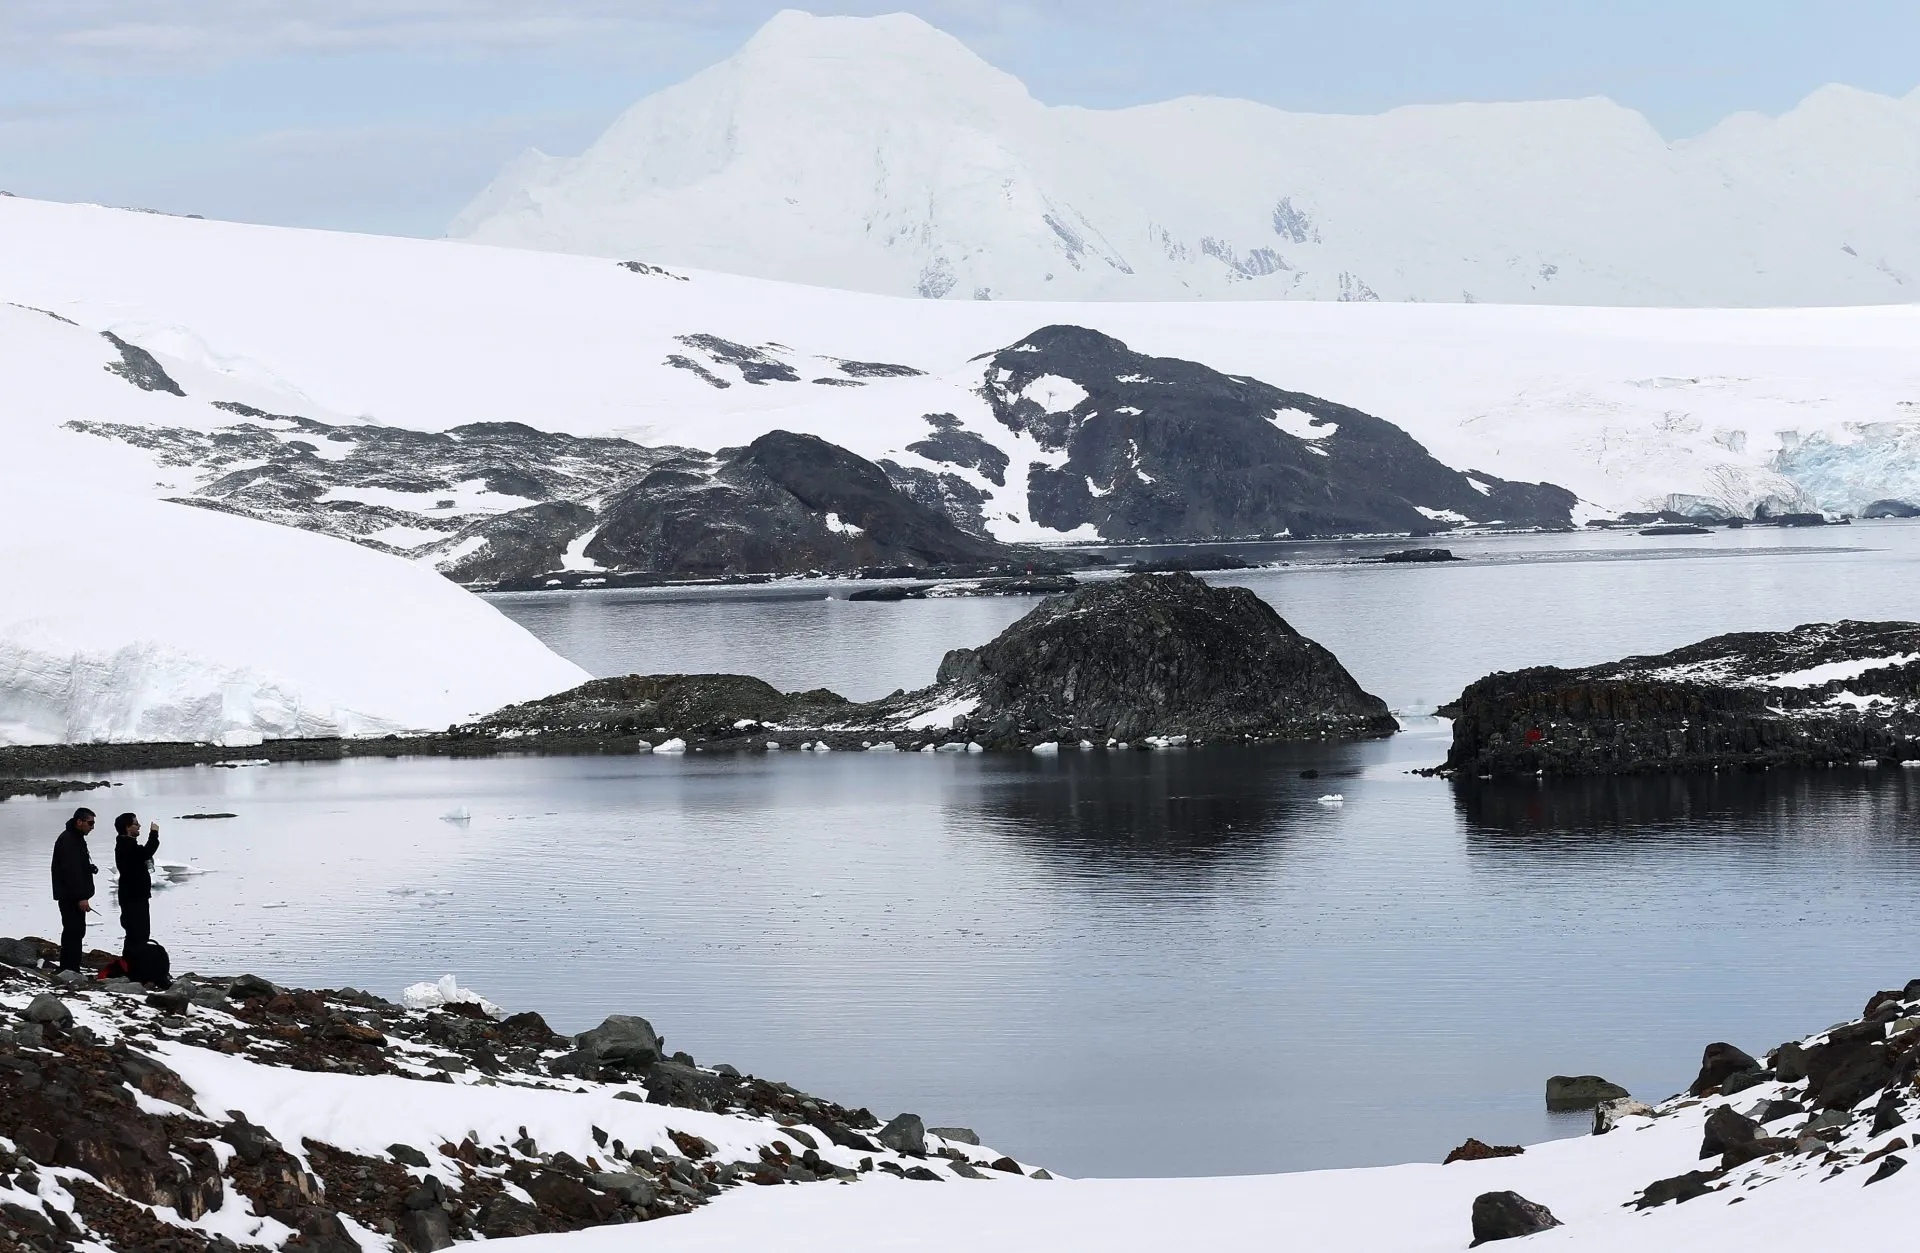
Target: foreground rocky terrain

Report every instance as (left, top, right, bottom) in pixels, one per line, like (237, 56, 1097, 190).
(1441, 620, 1920, 778)
(8, 927, 1920, 1252)
(0, 940, 1042, 1253)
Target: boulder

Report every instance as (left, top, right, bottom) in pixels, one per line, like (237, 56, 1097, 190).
(929, 1127, 980, 1145)
(1866, 1155, 1907, 1185)
(877, 1114, 927, 1158)
(1807, 1039, 1893, 1111)
(228, 973, 278, 1000)
(1688, 1043, 1761, 1096)
(1699, 1106, 1760, 1159)
(1773, 1041, 1809, 1082)
(574, 1015, 663, 1071)
(1872, 1092, 1908, 1136)
(588, 1171, 658, 1207)
(1544, 1075, 1628, 1110)
(23, 995, 72, 1027)
(1721, 1067, 1774, 1096)
(1468, 1191, 1562, 1245)
(0, 937, 42, 968)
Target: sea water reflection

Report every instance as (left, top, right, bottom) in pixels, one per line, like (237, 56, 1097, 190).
(7, 730, 1920, 1177)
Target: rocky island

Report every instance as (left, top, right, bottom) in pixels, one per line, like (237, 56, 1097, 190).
(468, 571, 1398, 751)
(1440, 620, 1920, 778)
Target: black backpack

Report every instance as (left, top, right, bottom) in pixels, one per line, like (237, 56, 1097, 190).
(131, 941, 171, 990)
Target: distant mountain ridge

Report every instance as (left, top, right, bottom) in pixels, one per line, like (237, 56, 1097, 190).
(451, 10, 1920, 307)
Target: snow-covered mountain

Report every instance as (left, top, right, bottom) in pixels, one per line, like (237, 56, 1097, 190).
(451, 10, 1920, 307)
(8, 195, 1918, 534)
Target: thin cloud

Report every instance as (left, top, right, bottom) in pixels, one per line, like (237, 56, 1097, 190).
(0, 1, 1254, 68)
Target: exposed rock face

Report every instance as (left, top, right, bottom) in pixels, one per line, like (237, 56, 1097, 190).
(466, 573, 1394, 751)
(587, 432, 1014, 577)
(1442, 620, 1920, 778)
(65, 414, 1034, 585)
(980, 326, 1575, 539)
(927, 572, 1397, 746)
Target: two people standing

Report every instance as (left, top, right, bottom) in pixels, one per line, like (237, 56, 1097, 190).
(49, 806, 161, 975)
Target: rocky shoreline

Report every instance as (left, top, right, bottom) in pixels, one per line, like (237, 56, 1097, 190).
(1440, 620, 1920, 778)
(0, 940, 1044, 1252)
(0, 573, 1393, 777)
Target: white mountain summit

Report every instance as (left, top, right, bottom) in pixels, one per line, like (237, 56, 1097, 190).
(451, 10, 1920, 306)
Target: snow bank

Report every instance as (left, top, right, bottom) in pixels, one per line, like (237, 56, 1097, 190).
(0, 472, 587, 745)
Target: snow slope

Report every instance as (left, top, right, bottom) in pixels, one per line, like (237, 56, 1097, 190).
(452, 11, 1920, 308)
(7, 196, 1920, 523)
(0, 301, 588, 745)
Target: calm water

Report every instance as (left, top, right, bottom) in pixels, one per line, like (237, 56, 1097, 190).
(5, 523, 1920, 1178)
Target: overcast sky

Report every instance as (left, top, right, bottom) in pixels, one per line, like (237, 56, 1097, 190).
(3, 1, 1916, 238)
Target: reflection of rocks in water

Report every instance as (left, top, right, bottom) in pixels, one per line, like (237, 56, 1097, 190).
(969, 746, 1354, 862)
(1454, 767, 1920, 847)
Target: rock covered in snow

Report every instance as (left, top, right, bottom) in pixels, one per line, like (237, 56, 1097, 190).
(1441, 620, 1920, 778)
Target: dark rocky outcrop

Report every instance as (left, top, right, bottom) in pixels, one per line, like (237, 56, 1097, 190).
(1441, 620, 1920, 778)
(584, 433, 1020, 578)
(926, 572, 1397, 746)
(1468, 1191, 1561, 1245)
(980, 325, 1575, 539)
(1380, 547, 1460, 563)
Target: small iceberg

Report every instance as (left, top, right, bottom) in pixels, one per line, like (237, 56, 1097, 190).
(440, 806, 471, 826)
(655, 737, 688, 754)
(401, 973, 505, 1020)
(1317, 793, 1345, 806)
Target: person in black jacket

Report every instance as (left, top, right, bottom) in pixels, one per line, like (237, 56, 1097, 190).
(114, 812, 161, 966)
(50, 807, 98, 972)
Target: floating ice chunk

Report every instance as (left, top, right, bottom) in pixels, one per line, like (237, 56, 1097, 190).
(1031, 741, 1060, 755)
(867, 742, 898, 752)
(966, 742, 984, 753)
(440, 806, 471, 825)
(655, 737, 687, 754)
(920, 744, 936, 752)
(634, 739, 653, 753)
(935, 742, 966, 753)
(1317, 794, 1345, 806)
(401, 973, 505, 1020)
(766, 740, 782, 749)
